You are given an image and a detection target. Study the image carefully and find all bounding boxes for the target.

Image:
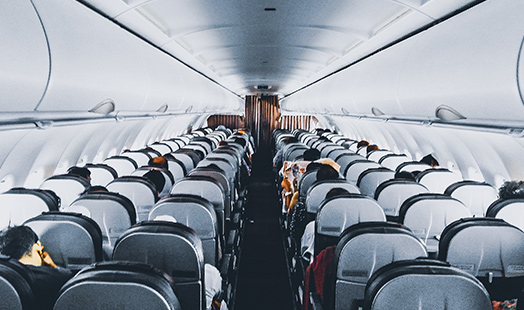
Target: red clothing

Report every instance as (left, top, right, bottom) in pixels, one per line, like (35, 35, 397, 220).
(303, 246, 336, 310)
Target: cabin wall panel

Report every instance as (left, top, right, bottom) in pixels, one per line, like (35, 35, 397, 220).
(0, 0, 49, 112)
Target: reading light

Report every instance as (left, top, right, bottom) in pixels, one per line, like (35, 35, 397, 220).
(371, 107, 385, 116)
(156, 104, 168, 113)
(89, 99, 115, 115)
(435, 105, 466, 121)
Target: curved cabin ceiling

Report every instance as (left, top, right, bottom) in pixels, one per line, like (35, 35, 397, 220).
(81, 0, 479, 96)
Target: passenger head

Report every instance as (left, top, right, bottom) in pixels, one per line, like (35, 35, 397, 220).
(0, 226, 41, 265)
(366, 144, 379, 154)
(498, 180, 524, 199)
(420, 154, 439, 167)
(314, 158, 340, 172)
(316, 164, 339, 182)
(143, 170, 166, 196)
(394, 171, 416, 181)
(357, 140, 369, 148)
(67, 166, 91, 183)
(81, 185, 108, 195)
(148, 156, 168, 169)
(218, 140, 229, 147)
(303, 149, 321, 161)
(306, 162, 323, 172)
(234, 138, 246, 148)
(325, 188, 350, 200)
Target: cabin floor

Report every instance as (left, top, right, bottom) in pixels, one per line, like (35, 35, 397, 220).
(233, 150, 295, 310)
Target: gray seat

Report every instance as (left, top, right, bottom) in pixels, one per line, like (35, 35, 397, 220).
(168, 152, 195, 174)
(39, 174, 90, 209)
(298, 169, 319, 199)
(122, 150, 152, 167)
(366, 149, 393, 162)
(416, 168, 463, 193)
(395, 161, 431, 174)
(356, 168, 395, 197)
(487, 198, 524, 231)
(85, 163, 118, 186)
(315, 194, 386, 256)
(107, 176, 157, 222)
(149, 195, 219, 266)
(0, 259, 36, 310)
(445, 180, 498, 216)
(439, 217, 524, 300)
(374, 180, 429, 219)
(332, 222, 427, 310)
(305, 180, 360, 216)
(327, 149, 353, 161)
(131, 167, 174, 198)
(66, 192, 136, 257)
(399, 193, 472, 254)
(0, 188, 59, 229)
(54, 261, 182, 310)
(364, 259, 491, 310)
(344, 160, 382, 186)
(149, 142, 173, 155)
(103, 156, 138, 177)
(336, 153, 366, 176)
(112, 222, 204, 310)
(24, 211, 103, 270)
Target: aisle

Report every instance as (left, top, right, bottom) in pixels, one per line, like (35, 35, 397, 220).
(233, 150, 294, 310)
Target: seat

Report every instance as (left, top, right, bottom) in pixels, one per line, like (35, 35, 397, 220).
(0, 258, 35, 310)
(305, 180, 360, 217)
(336, 153, 366, 176)
(395, 161, 431, 174)
(399, 193, 472, 254)
(149, 142, 173, 155)
(149, 195, 219, 266)
(162, 140, 182, 152)
(0, 188, 59, 229)
(356, 168, 395, 197)
(366, 149, 393, 162)
(444, 180, 498, 216)
(85, 163, 118, 186)
(378, 154, 410, 171)
(106, 176, 157, 222)
(131, 166, 174, 198)
(66, 192, 136, 257)
(189, 167, 232, 220)
(23, 211, 103, 270)
(487, 198, 524, 231)
(122, 150, 153, 167)
(39, 174, 89, 209)
(321, 145, 344, 158)
(416, 168, 463, 193)
(439, 217, 524, 300)
(344, 160, 382, 185)
(315, 194, 386, 256)
(164, 155, 187, 178)
(54, 261, 182, 310)
(298, 169, 319, 199)
(364, 259, 492, 310)
(327, 149, 352, 161)
(112, 222, 204, 310)
(103, 156, 138, 177)
(168, 152, 195, 173)
(374, 180, 429, 220)
(176, 149, 204, 166)
(332, 222, 427, 310)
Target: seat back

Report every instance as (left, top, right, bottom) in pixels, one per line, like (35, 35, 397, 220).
(149, 195, 218, 265)
(0, 188, 59, 229)
(0, 259, 35, 310)
(131, 167, 174, 198)
(40, 174, 89, 209)
(333, 222, 427, 310)
(168, 152, 195, 173)
(298, 169, 318, 199)
(149, 142, 173, 154)
(364, 259, 491, 310)
(399, 193, 472, 254)
(305, 180, 360, 215)
(54, 261, 182, 310)
(112, 222, 204, 310)
(416, 168, 463, 193)
(321, 145, 344, 158)
(487, 198, 524, 231)
(395, 161, 431, 174)
(85, 163, 118, 186)
(67, 192, 136, 256)
(336, 154, 366, 177)
(366, 150, 393, 162)
(439, 217, 524, 300)
(122, 150, 152, 167)
(103, 156, 138, 177)
(374, 180, 429, 218)
(344, 160, 382, 185)
(24, 211, 103, 270)
(356, 168, 395, 197)
(189, 168, 232, 219)
(378, 154, 410, 171)
(444, 181, 498, 216)
(327, 149, 352, 161)
(107, 176, 157, 222)
(315, 194, 386, 256)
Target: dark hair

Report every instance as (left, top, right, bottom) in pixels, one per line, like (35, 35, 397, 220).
(366, 144, 379, 154)
(316, 165, 339, 182)
(218, 141, 229, 147)
(357, 140, 369, 148)
(303, 149, 321, 161)
(144, 170, 165, 194)
(325, 188, 350, 200)
(394, 171, 416, 181)
(148, 156, 168, 169)
(306, 162, 323, 172)
(81, 185, 108, 195)
(0, 226, 38, 259)
(67, 166, 91, 180)
(420, 154, 439, 167)
(234, 138, 246, 148)
(498, 180, 524, 199)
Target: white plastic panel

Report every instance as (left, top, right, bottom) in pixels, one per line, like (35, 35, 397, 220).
(0, 0, 49, 111)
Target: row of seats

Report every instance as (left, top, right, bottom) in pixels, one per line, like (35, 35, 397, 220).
(0, 126, 254, 309)
(273, 129, 524, 310)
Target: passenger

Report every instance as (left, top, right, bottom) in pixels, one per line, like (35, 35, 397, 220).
(143, 170, 165, 201)
(148, 156, 169, 169)
(420, 154, 439, 167)
(302, 245, 336, 310)
(366, 144, 379, 154)
(394, 171, 416, 181)
(0, 226, 73, 310)
(313, 158, 340, 173)
(356, 140, 369, 149)
(67, 166, 91, 183)
(498, 180, 524, 199)
(281, 148, 321, 211)
(80, 185, 108, 195)
(315, 164, 340, 181)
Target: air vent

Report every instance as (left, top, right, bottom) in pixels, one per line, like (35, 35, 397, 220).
(255, 85, 271, 90)
(264, 8, 276, 11)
